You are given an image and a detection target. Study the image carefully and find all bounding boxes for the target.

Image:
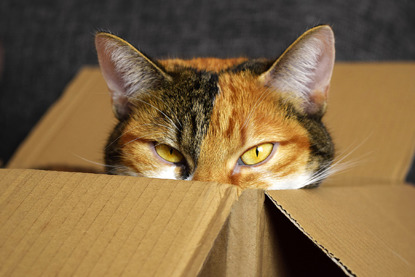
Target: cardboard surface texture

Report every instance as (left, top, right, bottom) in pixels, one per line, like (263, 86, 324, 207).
(325, 63, 415, 184)
(3, 63, 415, 276)
(267, 185, 415, 276)
(0, 169, 238, 276)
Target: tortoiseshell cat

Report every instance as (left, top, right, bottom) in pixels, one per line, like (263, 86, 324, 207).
(95, 25, 335, 190)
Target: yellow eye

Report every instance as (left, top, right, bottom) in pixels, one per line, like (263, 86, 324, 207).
(155, 144, 184, 163)
(240, 143, 274, 165)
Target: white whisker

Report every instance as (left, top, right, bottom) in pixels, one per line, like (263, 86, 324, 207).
(132, 98, 181, 132)
(150, 122, 179, 135)
(105, 124, 156, 149)
(242, 89, 272, 130)
(106, 121, 178, 149)
(106, 124, 141, 149)
(301, 137, 373, 188)
(151, 94, 183, 128)
(73, 154, 124, 169)
(121, 135, 147, 147)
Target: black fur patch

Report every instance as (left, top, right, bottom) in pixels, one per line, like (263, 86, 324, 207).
(164, 68, 219, 166)
(104, 120, 129, 174)
(280, 101, 335, 187)
(228, 58, 274, 75)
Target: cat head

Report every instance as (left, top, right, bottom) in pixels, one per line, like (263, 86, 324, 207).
(95, 25, 335, 190)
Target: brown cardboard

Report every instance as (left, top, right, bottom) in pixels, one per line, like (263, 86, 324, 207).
(201, 189, 271, 276)
(0, 169, 347, 277)
(7, 67, 113, 172)
(267, 183, 415, 276)
(199, 188, 348, 276)
(0, 169, 239, 276)
(324, 63, 415, 184)
(4, 63, 415, 276)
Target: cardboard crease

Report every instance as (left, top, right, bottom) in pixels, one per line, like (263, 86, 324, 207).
(265, 191, 356, 277)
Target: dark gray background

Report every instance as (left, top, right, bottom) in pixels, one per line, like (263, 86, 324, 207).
(0, 0, 414, 182)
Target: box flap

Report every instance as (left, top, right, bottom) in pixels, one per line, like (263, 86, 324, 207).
(7, 67, 114, 172)
(202, 188, 350, 277)
(201, 189, 269, 276)
(8, 64, 415, 184)
(0, 169, 239, 276)
(326, 63, 415, 184)
(266, 184, 415, 276)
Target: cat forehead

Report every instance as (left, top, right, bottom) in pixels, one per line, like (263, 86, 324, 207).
(155, 58, 276, 112)
(125, 58, 282, 166)
(153, 57, 281, 133)
(156, 58, 280, 141)
(159, 57, 273, 75)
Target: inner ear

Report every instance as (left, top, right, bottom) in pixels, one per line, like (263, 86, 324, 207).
(260, 25, 335, 116)
(95, 32, 171, 120)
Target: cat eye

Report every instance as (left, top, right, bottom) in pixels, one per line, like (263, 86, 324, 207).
(240, 143, 274, 166)
(155, 144, 185, 164)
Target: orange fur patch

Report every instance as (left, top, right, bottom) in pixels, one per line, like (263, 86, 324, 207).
(159, 57, 247, 72)
(192, 71, 312, 190)
(116, 91, 183, 177)
(110, 58, 314, 189)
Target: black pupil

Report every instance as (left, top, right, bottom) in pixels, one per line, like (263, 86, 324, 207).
(170, 148, 174, 155)
(256, 147, 259, 157)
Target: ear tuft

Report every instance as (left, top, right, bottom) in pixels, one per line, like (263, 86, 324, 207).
(261, 25, 335, 116)
(95, 32, 170, 120)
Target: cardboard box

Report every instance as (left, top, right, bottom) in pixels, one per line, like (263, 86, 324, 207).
(2, 63, 415, 276)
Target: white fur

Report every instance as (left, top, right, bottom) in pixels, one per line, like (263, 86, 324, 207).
(122, 170, 140, 177)
(123, 166, 178, 180)
(265, 172, 314, 190)
(185, 173, 194, 181)
(151, 166, 178, 180)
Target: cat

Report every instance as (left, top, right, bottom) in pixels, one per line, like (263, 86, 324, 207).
(95, 25, 335, 190)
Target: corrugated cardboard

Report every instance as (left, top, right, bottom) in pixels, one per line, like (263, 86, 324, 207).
(0, 169, 239, 276)
(7, 68, 113, 172)
(324, 63, 415, 184)
(3, 63, 415, 276)
(267, 184, 415, 276)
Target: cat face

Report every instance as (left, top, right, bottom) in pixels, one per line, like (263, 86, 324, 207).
(96, 25, 335, 190)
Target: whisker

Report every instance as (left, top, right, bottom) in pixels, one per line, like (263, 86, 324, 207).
(132, 98, 181, 132)
(151, 94, 183, 128)
(106, 124, 140, 150)
(334, 134, 372, 163)
(73, 154, 124, 169)
(302, 137, 373, 187)
(150, 123, 179, 135)
(121, 135, 147, 147)
(329, 136, 373, 174)
(106, 122, 176, 149)
(242, 88, 273, 130)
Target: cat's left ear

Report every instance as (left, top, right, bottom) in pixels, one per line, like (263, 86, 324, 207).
(260, 25, 335, 116)
(95, 32, 171, 120)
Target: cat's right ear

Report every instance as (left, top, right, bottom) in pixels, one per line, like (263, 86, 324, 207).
(260, 25, 335, 117)
(95, 32, 171, 120)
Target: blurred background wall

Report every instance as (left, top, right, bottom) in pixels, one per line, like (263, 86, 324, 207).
(0, 0, 414, 180)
